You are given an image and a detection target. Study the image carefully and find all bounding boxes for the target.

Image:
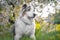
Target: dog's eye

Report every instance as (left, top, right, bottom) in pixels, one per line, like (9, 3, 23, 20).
(28, 8, 30, 11)
(26, 6, 31, 11)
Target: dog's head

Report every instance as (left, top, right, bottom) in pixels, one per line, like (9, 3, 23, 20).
(21, 4, 36, 19)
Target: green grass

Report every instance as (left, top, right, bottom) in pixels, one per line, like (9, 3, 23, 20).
(0, 29, 60, 40)
(0, 32, 13, 40)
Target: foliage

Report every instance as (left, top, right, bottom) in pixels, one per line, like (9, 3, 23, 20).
(0, 29, 60, 40)
(0, 0, 60, 40)
(54, 10, 60, 24)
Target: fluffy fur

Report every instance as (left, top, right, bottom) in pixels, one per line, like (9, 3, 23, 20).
(14, 4, 36, 40)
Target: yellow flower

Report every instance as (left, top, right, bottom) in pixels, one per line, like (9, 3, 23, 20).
(35, 21, 41, 29)
(56, 24, 60, 31)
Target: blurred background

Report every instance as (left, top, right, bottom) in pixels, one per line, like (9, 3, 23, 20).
(0, 0, 60, 40)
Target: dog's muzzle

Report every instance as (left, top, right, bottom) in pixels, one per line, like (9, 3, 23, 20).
(28, 14, 36, 19)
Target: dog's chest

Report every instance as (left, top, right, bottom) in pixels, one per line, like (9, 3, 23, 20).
(16, 23, 34, 34)
(24, 23, 34, 33)
(15, 17, 35, 34)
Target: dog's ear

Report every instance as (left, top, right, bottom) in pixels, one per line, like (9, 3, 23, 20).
(22, 4, 27, 9)
(20, 4, 27, 17)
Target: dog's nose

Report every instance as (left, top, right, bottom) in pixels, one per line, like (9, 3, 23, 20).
(33, 14, 36, 17)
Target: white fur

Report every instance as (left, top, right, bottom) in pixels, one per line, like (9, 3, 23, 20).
(14, 4, 36, 40)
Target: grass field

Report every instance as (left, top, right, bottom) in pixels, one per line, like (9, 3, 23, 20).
(0, 29, 60, 40)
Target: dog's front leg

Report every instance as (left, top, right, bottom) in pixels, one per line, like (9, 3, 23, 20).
(14, 34, 22, 40)
(30, 34, 36, 40)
